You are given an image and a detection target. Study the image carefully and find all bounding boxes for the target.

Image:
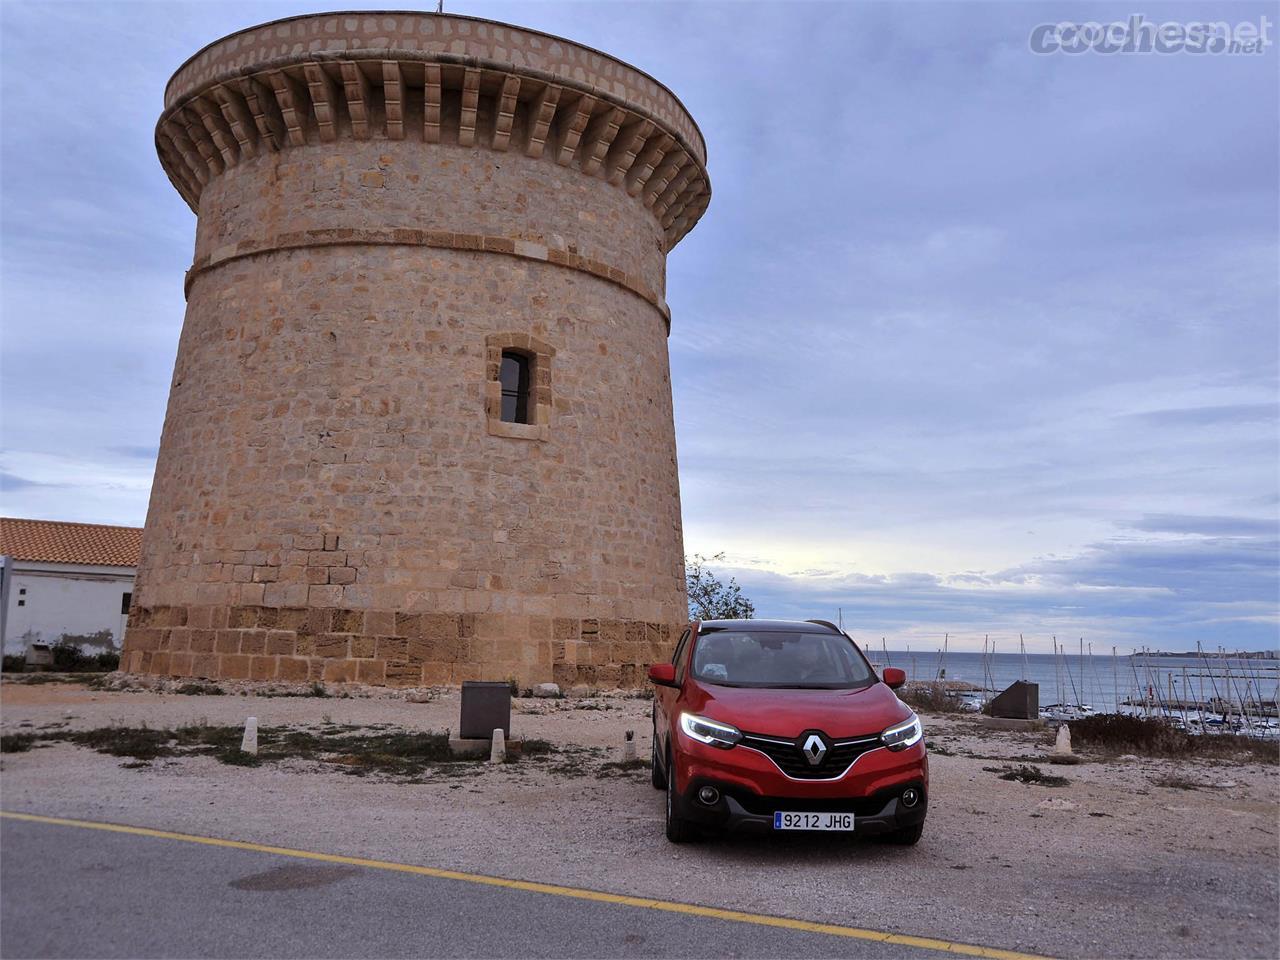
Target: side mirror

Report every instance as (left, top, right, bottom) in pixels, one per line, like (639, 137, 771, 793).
(883, 667, 906, 690)
(648, 663, 678, 687)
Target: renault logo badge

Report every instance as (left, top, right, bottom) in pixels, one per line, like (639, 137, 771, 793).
(801, 733, 827, 767)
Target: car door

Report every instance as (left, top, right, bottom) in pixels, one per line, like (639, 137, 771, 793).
(654, 625, 694, 758)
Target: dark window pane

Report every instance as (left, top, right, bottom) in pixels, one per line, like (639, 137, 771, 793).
(121, 592, 133, 615)
(499, 351, 530, 424)
(499, 355, 522, 394)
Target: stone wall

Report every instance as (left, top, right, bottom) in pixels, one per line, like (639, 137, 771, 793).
(125, 605, 673, 688)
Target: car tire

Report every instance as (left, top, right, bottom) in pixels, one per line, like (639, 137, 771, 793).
(650, 732, 667, 790)
(664, 752, 695, 844)
(884, 822, 925, 846)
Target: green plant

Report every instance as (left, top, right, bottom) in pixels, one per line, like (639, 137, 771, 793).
(1151, 775, 1210, 791)
(217, 748, 262, 766)
(1070, 713, 1278, 764)
(50, 642, 91, 672)
(1, 733, 36, 753)
(897, 682, 964, 714)
(685, 553, 754, 620)
(174, 682, 225, 696)
(62, 726, 175, 761)
(1, 654, 26, 673)
(986, 764, 1070, 787)
(596, 758, 649, 778)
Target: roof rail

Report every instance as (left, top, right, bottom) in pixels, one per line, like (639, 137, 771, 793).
(805, 619, 841, 632)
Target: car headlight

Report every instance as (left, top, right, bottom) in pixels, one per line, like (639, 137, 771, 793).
(679, 712, 742, 749)
(881, 713, 923, 751)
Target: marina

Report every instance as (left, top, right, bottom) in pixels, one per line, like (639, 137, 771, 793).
(866, 636, 1280, 738)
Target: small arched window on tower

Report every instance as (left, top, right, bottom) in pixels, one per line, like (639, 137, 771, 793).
(485, 334, 553, 441)
(499, 350, 531, 424)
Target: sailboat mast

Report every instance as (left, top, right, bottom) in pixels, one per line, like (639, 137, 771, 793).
(1112, 646, 1118, 714)
(1054, 637, 1062, 706)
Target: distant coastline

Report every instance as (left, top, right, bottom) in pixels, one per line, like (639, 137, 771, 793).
(1133, 650, 1279, 660)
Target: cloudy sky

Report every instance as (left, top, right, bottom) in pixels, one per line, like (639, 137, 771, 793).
(1, 1, 1276, 653)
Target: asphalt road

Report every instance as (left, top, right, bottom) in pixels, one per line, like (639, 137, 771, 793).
(0, 816, 1015, 960)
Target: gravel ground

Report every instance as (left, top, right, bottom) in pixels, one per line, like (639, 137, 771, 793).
(2, 677, 1277, 960)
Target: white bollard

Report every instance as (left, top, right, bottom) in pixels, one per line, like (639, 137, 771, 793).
(1054, 723, 1072, 756)
(489, 727, 506, 764)
(241, 716, 259, 755)
(622, 730, 637, 763)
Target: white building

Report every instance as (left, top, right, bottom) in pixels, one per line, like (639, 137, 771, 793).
(0, 517, 141, 657)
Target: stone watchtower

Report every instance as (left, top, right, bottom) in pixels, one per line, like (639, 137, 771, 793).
(121, 12, 709, 687)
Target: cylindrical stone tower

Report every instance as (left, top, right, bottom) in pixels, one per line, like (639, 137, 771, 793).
(121, 11, 709, 688)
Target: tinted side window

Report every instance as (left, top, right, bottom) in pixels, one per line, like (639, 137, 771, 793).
(673, 629, 692, 682)
(671, 629, 690, 665)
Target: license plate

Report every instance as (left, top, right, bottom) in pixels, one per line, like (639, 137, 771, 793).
(773, 811, 855, 831)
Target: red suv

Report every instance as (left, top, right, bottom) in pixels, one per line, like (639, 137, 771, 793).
(649, 619, 927, 844)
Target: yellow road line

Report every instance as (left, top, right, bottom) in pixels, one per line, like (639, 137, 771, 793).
(1, 810, 1050, 960)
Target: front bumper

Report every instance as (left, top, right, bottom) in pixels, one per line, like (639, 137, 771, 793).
(707, 784, 926, 835)
(671, 734, 928, 836)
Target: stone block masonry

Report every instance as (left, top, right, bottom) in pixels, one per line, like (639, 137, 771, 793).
(124, 605, 672, 688)
(122, 11, 710, 687)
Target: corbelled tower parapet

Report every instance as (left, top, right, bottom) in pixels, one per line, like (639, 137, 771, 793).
(157, 12, 709, 309)
(123, 12, 709, 688)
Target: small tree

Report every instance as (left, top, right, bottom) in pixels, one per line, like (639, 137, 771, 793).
(685, 553, 755, 621)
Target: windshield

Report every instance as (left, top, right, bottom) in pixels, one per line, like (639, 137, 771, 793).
(690, 630, 875, 689)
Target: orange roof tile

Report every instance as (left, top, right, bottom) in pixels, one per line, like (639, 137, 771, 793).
(0, 517, 142, 568)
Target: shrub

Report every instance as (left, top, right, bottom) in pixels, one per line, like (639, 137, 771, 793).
(986, 764, 1070, 787)
(1151, 775, 1207, 791)
(50, 642, 91, 672)
(1071, 713, 1278, 764)
(216, 748, 262, 767)
(1, 733, 36, 753)
(897, 682, 964, 714)
(91, 651, 120, 671)
(1, 654, 25, 673)
(174, 682, 225, 696)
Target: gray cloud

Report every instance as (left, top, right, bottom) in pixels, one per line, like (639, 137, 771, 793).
(107, 446, 160, 461)
(0, 472, 51, 493)
(1127, 514, 1279, 538)
(1126, 403, 1280, 427)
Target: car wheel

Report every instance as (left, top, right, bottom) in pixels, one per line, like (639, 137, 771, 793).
(650, 732, 667, 790)
(884, 822, 925, 846)
(664, 752, 694, 843)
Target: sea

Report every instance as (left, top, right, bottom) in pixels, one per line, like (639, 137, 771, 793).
(865, 648, 1280, 713)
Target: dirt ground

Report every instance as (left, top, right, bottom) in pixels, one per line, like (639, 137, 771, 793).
(1, 676, 1277, 960)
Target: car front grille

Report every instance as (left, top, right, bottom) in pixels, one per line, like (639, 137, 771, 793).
(738, 731, 882, 779)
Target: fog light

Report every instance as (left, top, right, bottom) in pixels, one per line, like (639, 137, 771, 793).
(697, 786, 720, 805)
(901, 787, 920, 808)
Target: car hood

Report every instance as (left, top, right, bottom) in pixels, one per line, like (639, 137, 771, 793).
(685, 681, 912, 739)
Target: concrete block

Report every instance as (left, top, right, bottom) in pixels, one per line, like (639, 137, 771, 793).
(977, 716, 1045, 732)
(989, 681, 1039, 720)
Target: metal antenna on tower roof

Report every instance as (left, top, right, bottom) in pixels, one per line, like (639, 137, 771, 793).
(436, 0, 444, 13)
